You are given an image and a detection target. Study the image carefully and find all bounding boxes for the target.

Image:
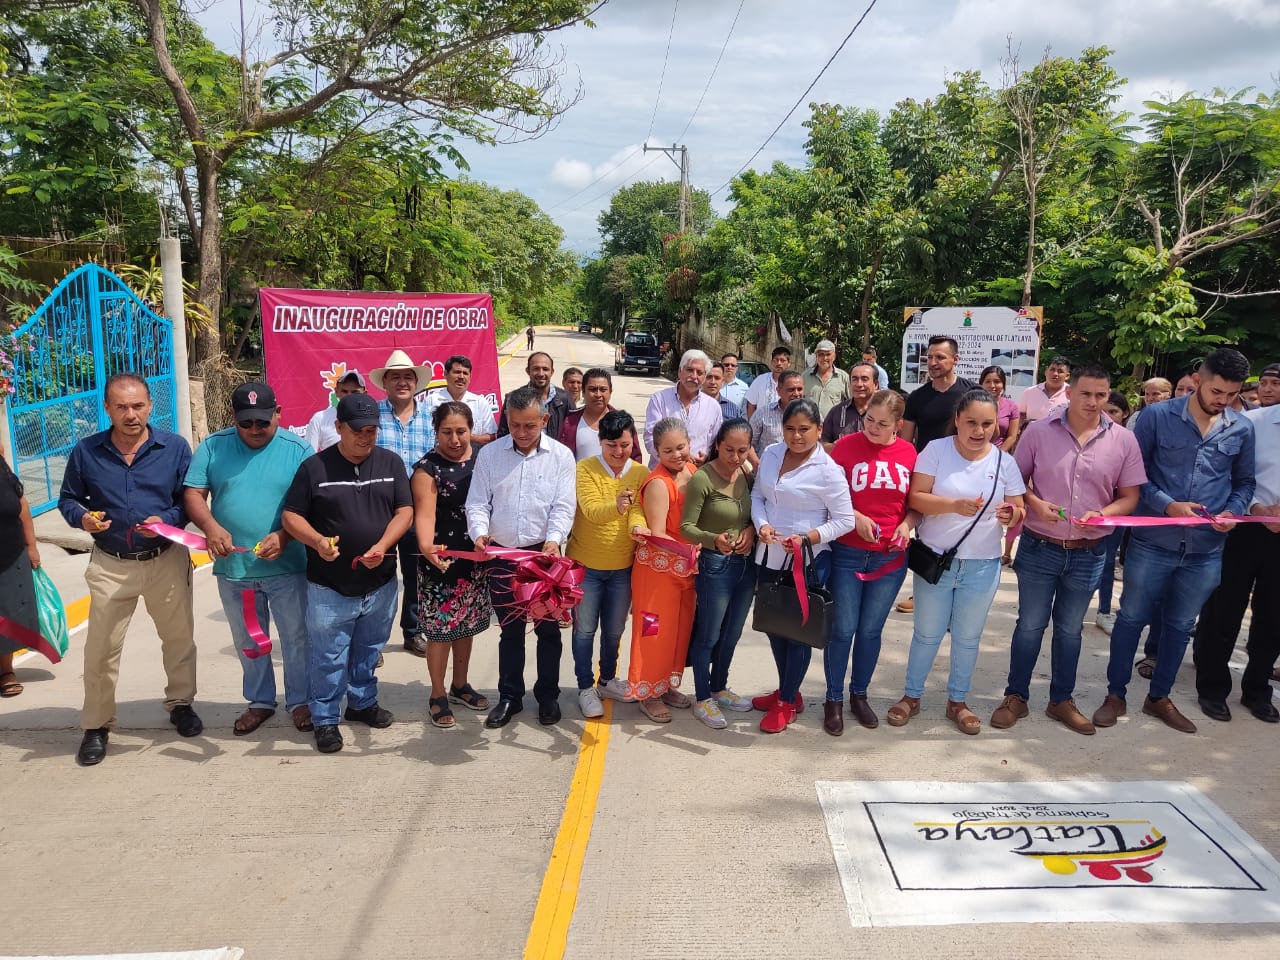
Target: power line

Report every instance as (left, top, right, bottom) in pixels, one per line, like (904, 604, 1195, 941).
(708, 0, 880, 198)
(646, 0, 681, 142)
(543, 145, 643, 213)
(676, 0, 746, 143)
(556, 154, 662, 220)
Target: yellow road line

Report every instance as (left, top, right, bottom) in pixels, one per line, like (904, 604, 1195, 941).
(499, 340, 524, 368)
(523, 701, 613, 960)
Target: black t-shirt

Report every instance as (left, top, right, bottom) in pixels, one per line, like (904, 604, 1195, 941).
(0, 459, 25, 570)
(904, 376, 974, 450)
(284, 444, 412, 597)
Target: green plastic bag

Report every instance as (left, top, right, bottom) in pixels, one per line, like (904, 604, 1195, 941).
(32, 565, 69, 662)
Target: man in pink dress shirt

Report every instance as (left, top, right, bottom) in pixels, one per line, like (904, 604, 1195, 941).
(992, 366, 1147, 735)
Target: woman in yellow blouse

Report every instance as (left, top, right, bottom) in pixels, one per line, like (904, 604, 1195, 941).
(566, 410, 649, 719)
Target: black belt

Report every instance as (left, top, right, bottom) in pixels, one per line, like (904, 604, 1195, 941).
(97, 541, 173, 561)
(1025, 530, 1101, 551)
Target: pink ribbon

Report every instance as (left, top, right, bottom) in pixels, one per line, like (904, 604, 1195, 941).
(855, 549, 907, 582)
(239, 589, 273, 659)
(782, 539, 812, 624)
(640, 534, 698, 569)
(132, 521, 252, 552)
(1074, 514, 1274, 528)
(640, 612, 660, 637)
(438, 546, 586, 623)
(0, 615, 61, 664)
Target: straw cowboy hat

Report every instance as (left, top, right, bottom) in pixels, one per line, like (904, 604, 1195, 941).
(369, 349, 430, 391)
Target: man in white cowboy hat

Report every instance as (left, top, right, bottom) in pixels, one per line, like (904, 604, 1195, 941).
(370, 348, 436, 656)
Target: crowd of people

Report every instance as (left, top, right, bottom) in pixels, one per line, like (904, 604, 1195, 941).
(8, 332, 1275, 763)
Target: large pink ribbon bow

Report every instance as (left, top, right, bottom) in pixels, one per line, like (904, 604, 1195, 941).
(438, 546, 586, 624)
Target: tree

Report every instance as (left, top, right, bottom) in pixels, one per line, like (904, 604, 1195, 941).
(597, 181, 714, 257)
(130, 0, 597, 366)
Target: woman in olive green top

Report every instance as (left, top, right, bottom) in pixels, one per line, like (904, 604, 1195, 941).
(680, 417, 757, 729)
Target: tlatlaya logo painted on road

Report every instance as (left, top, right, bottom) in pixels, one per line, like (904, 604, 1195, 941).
(818, 782, 1280, 926)
(911, 805, 1167, 883)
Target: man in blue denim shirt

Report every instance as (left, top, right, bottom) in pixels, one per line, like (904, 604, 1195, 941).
(1094, 348, 1256, 734)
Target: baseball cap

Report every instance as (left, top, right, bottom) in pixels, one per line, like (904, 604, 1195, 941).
(339, 370, 366, 387)
(815, 339, 836, 353)
(1260, 363, 1280, 380)
(231, 381, 277, 424)
(336, 392, 380, 430)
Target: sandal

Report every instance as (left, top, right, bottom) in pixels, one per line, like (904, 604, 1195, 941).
(639, 698, 672, 723)
(661, 688, 691, 709)
(429, 696, 456, 729)
(0, 672, 23, 698)
(946, 700, 981, 735)
(1135, 656, 1156, 680)
(233, 707, 275, 736)
(886, 695, 920, 727)
(291, 705, 314, 732)
(448, 683, 490, 711)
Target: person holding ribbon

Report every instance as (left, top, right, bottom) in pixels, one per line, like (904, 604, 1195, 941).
(751, 398, 856, 734)
(1094, 347, 1255, 734)
(680, 417, 757, 729)
(566, 410, 649, 719)
(58, 372, 199, 766)
(989, 367, 1145, 737)
(627, 417, 699, 722)
(282, 392, 413, 753)
(185, 381, 314, 736)
(465, 386, 577, 729)
(889, 389, 1025, 736)
(823, 390, 919, 736)
(412, 401, 492, 729)
(0, 440, 41, 697)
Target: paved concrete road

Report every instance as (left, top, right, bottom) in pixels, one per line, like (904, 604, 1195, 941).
(3, 327, 1277, 958)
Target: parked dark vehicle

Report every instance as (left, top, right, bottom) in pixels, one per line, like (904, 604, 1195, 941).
(736, 360, 768, 382)
(614, 330, 661, 375)
(577, 319, 592, 333)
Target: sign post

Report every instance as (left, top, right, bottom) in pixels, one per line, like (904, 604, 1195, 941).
(900, 306, 1043, 398)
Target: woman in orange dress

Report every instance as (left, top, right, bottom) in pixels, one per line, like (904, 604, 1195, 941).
(627, 417, 698, 722)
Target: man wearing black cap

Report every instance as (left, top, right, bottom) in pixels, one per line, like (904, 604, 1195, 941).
(304, 369, 366, 452)
(282, 392, 413, 753)
(58, 372, 198, 766)
(185, 381, 315, 736)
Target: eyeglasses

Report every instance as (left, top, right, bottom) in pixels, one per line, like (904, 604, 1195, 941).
(239, 419, 272, 430)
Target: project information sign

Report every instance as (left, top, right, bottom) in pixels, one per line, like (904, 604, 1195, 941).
(259, 288, 500, 432)
(900, 306, 1043, 398)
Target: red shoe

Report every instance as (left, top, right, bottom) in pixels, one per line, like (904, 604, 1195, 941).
(760, 701, 797, 734)
(751, 689, 805, 713)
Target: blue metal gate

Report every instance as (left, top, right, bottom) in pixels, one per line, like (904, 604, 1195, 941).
(4, 263, 176, 515)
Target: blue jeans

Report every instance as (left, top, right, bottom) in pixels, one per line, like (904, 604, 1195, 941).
(306, 577, 398, 726)
(397, 526, 421, 641)
(1005, 533, 1106, 703)
(824, 542, 908, 701)
(1107, 538, 1222, 701)
(571, 567, 632, 689)
(217, 573, 310, 712)
(766, 550, 830, 702)
(690, 549, 757, 701)
(1095, 527, 1124, 615)
(904, 558, 1001, 701)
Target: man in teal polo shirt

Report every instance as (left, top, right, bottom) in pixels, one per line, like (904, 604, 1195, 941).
(185, 381, 314, 736)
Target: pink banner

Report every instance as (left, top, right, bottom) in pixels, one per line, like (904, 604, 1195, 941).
(259, 288, 501, 432)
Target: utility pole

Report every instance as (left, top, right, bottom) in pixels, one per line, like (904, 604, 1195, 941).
(643, 143, 690, 233)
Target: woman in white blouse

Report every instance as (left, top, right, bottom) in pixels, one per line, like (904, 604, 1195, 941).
(750, 398, 856, 733)
(889, 389, 1026, 736)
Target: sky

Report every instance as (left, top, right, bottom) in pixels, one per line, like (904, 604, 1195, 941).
(197, 0, 1280, 255)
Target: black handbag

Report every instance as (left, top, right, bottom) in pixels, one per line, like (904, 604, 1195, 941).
(752, 538, 833, 649)
(907, 450, 1002, 585)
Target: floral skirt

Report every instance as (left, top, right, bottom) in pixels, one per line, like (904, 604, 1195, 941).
(416, 557, 492, 643)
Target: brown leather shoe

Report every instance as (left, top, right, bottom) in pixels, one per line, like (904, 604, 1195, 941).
(823, 700, 844, 736)
(1092, 694, 1126, 728)
(991, 694, 1029, 729)
(1046, 699, 1095, 735)
(895, 597, 914, 613)
(848, 695, 879, 729)
(1142, 695, 1197, 733)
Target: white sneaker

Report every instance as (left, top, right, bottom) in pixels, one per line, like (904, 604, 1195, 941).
(578, 687, 604, 718)
(1095, 612, 1116, 635)
(597, 677, 633, 702)
(694, 698, 727, 729)
(714, 688, 753, 712)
